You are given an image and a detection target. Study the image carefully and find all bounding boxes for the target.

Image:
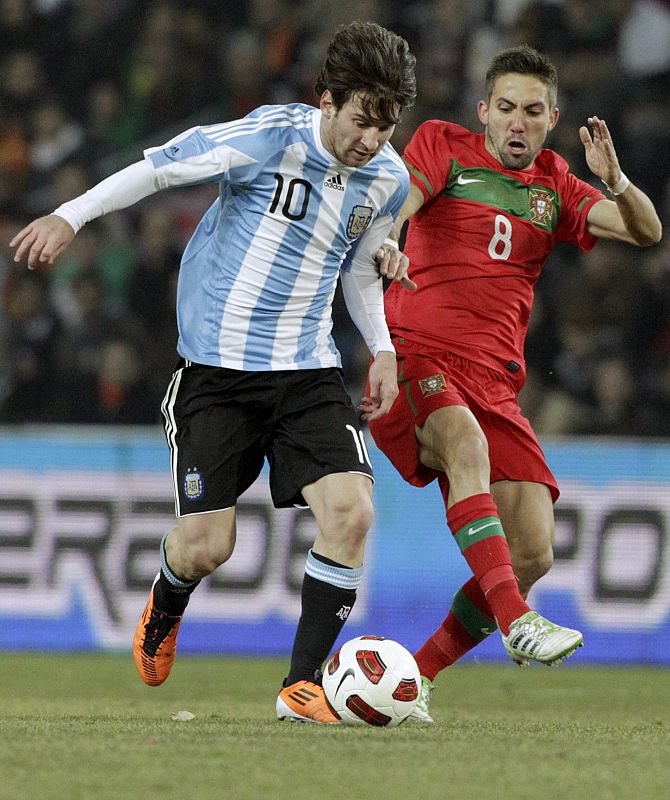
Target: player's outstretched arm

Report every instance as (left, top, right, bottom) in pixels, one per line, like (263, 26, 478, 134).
(10, 159, 161, 271)
(581, 116, 662, 247)
(10, 215, 76, 270)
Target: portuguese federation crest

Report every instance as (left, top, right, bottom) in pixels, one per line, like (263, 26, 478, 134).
(528, 188, 555, 228)
(347, 205, 374, 238)
(418, 373, 447, 397)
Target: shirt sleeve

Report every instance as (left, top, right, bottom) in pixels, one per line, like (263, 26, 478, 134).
(340, 212, 395, 356)
(341, 212, 394, 273)
(52, 159, 160, 233)
(340, 263, 394, 356)
(402, 120, 452, 203)
(144, 125, 260, 189)
(556, 171, 606, 251)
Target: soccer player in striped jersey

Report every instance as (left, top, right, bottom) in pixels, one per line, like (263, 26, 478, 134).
(370, 45, 662, 721)
(10, 21, 417, 724)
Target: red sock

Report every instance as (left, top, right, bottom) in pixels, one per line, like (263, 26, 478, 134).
(414, 615, 474, 681)
(415, 578, 497, 680)
(447, 493, 530, 635)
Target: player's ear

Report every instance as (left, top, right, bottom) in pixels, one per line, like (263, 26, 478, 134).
(477, 100, 489, 126)
(320, 90, 335, 119)
(548, 107, 559, 131)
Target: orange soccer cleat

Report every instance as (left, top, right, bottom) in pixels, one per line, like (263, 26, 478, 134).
(276, 675, 341, 724)
(133, 590, 182, 686)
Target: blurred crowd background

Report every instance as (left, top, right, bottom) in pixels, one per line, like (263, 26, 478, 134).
(1, 0, 669, 435)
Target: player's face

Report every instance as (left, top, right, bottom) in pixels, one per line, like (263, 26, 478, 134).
(319, 91, 397, 167)
(477, 73, 559, 170)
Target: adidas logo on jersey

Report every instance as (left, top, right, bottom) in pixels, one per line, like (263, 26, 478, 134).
(324, 173, 345, 191)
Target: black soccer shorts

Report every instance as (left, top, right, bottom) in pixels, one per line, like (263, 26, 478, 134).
(161, 362, 374, 515)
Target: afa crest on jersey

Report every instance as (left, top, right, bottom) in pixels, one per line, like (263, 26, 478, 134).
(347, 205, 374, 238)
(529, 188, 556, 229)
(183, 468, 204, 500)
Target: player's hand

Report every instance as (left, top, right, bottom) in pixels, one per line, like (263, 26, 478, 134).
(579, 116, 623, 189)
(374, 243, 417, 291)
(9, 215, 76, 270)
(358, 350, 398, 421)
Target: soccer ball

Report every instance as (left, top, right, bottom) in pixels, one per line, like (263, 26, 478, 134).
(322, 635, 420, 727)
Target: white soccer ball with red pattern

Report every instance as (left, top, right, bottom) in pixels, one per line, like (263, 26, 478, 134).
(322, 635, 420, 727)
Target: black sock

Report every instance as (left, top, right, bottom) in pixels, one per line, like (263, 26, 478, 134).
(286, 563, 357, 685)
(154, 556, 200, 617)
(151, 534, 200, 620)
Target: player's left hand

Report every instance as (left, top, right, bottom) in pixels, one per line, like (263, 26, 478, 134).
(579, 116, 623, 189)
(359, 350, 398, 421)
(10, 214, 76, 270)
(374, 244, 417, 291)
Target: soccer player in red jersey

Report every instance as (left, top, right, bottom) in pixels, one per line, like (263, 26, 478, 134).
(370, 45, 662, 721)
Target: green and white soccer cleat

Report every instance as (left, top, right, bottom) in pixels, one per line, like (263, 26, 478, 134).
(409, 676, 435, 723)
(502, 611, 584, 666)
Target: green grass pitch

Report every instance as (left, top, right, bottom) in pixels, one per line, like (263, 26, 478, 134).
(0, 653, 667, 800)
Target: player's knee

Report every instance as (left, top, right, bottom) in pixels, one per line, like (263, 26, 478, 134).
(514, 545, 554, 595)
(454, 431, 489, 463)
(346, 495, 374, 544)
(188, 542, 233, 576)
(446, 432, 490, 483)
(328, 492, 374, 554)
(173, 520, 235, 578)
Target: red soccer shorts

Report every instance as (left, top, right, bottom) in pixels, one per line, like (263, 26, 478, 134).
(368, 341, 559, 502)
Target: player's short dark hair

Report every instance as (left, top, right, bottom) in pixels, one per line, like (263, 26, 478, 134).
(315, 21, 416, 125)
(485, 44, 558, 107)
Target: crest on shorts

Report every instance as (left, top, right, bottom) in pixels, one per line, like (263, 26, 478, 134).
(346, 205, 373, 238)
(419, 373, 447, 396)
(529, 188, 555, 228)
(184, 468, 204, 501)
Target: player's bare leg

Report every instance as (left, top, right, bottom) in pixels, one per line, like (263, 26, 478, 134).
(276, 473, 372, 724)
(492, 480, 554, 596)
(133, 508, 236, 686)
(416, 405, 533, 634)
(413, 406, 582, 692)
(492, 479, 582, 666)
(411, 478, 580, 722)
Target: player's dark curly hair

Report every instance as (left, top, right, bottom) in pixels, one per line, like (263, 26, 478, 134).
(485, 44, 558, 107)
(315, 21, 416, 125)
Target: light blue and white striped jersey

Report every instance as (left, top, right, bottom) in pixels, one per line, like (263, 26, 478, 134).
(143, 103, 409, 370)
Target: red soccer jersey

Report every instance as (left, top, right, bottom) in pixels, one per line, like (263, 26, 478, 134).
(385, 120, 606, 386)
